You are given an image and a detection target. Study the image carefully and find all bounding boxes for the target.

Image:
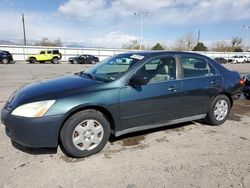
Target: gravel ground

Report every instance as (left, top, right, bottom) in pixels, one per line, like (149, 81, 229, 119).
(0, 63, 250, 188)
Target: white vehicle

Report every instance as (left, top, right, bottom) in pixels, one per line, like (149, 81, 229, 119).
(228, 55, 248, 64)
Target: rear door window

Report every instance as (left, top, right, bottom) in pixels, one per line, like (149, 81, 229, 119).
(181, 57, 216, 78)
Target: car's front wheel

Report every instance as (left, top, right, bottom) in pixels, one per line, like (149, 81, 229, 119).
(60, 110, 110, 158)
(1, 58, 9, 64)
(205, 94, 231, 125)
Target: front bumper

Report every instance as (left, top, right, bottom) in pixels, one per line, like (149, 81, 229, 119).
(1, 107, 64, 148)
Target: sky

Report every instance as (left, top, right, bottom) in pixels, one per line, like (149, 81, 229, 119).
(0, 0, 250, 48)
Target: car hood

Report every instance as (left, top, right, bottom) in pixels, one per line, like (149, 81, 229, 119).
(8, 74, 101, 107)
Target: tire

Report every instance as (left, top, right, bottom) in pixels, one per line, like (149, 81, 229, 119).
(73, 60, 77, 64)
(1, 58, 8, 64)
(204, 94, 231, 125)
(29, 57, 36, 64)
(243, 92, 250, 100)
(60, 110, 110, 158)
(52, 57, 59, 64)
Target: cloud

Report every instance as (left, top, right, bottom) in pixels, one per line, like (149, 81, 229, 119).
(0, 9, 138, 48)
(58, 0, 250, 24)
(72, 31, 138, 48)
(58, 0, 106, 19)
(1, 0, 250, 48)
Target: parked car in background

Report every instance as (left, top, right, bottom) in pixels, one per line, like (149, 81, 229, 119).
(26, 50, 62, 64)
(242, 73, 250, 99)
(1, 51, 242, 158)
(227, 55, 248, 64)
(0, 50, 13, 64)
(214, 57, 227, 64)
(68, 54, 99, 64)
(246, 56, 250, 63)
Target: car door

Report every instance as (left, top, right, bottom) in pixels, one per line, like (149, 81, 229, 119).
(119, 55, 182, 131)
(46, 51, 52, 61)
(85, 55, 91, 64)
(79, 55, 85, 64)
(38, 51, 46, 61)
(179, 55, 223, 118)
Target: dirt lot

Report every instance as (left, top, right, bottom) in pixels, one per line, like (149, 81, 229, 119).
(0, 63, 250, 188)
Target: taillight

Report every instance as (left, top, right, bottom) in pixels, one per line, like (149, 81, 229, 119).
(240, 78, 245, 86)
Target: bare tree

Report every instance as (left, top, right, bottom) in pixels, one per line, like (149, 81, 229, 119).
(173, 32, 196, 51)
(211, 40, 232, 52)
(122, 40, 145, 50)
(35, 38, 63, 47)
(231, 37, 243, 52)
(231, 37, 242, 47)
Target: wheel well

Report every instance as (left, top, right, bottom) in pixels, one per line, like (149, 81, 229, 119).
(30, 57, 36, 60)
(59, 106, 115, 142)
(220, 92, 233, 107)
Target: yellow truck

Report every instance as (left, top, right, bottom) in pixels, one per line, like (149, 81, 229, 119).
(27, 50, 62, 64)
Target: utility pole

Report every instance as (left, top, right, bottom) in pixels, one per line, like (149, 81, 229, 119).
(134, 12, 149, 50)
(22, 13, 27, 45)
(242, 25, 250, 52)
(197, 30, 200, 44)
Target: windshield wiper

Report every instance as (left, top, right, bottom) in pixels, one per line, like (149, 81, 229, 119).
(82, 72, 94, 80)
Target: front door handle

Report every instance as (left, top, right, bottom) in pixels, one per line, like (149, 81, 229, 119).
(168, 86, 177, 91)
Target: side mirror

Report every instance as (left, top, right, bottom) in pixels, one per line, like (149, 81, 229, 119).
(129, 76, 148, 86)
(74, 71, 83, 76)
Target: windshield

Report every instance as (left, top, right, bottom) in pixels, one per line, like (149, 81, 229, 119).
(82, 53, 145, 82)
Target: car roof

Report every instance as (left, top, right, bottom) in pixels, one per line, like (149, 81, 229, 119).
(120, 51, 207, 58)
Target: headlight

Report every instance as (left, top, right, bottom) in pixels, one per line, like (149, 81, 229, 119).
(11, 100, 56, 118)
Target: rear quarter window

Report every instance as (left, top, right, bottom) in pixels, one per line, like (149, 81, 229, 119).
(53, 50, 59, 54)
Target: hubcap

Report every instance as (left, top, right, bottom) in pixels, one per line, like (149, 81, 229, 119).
(2, 58, 8, 64)
(72, 119, 104, 151)
(214, 99, 228, 121)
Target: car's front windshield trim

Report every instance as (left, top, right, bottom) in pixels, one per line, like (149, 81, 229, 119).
(82, 53, 147, 82)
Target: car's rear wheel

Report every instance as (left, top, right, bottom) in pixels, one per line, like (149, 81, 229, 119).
(205, 94, 231, 125)
(52, 57, 59, 64)
(1, 58, 9, 64)
(60, 110, 110, 158)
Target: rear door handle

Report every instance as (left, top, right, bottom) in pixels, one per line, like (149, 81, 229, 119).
(168, 86, 177, 91)
(211, 80, 217, 85)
